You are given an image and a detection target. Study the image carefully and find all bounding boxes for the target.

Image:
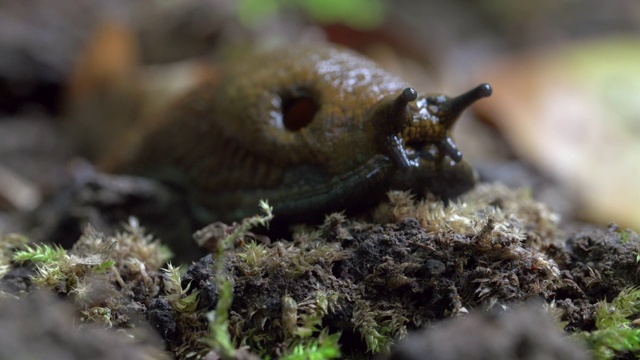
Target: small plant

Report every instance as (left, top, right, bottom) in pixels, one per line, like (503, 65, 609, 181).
(12, 237, 116, 293)
(282, 292, 343, 359)
(13, 243, 67, 264)
(293, 292, 339, 339)
(618, 229, 638, 244)
(237, 240, 269, 275)
(9, 220, 172, 328)
(353, 300, 407, 353)
(578, 287, 640, 359)
(595, 287, 640, 330)
(280, 330, 341, 360)
(201, 200, 274, 359)
(161, 263, 199, 313)
(113, 217, 173, 272)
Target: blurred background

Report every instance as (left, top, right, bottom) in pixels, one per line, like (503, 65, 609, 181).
(0, 0, 639, 234)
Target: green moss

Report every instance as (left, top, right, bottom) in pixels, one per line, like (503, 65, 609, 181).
(596, 287, 640, 330)
(161, 263, 200, 313)
(7, 218, 173, 328)
(13, 243, 67, 264)
(237, 240, 269, 275)
(578, 287, 640, 359)
(13, 235, 116, 294)
(280, 330, 341, 360)
(201, 200, 274, 359)
(353, 300, 407, 353)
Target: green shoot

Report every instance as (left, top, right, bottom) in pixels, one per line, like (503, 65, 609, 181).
(578, 287, 640, 359)
(93, 259, 116, 273)
(595, 287, 640, 330)
(161, 263, 200, 313)
(353, 300, 406, 353)
(201, 200, 273, 359)
(13, 244, 67, 264)
(281, 330, 342, 360)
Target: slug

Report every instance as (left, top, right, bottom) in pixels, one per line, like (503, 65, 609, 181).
(105, 44, 492, 224)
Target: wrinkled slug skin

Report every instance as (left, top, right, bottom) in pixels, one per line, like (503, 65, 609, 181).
(107, 44, 491, 223)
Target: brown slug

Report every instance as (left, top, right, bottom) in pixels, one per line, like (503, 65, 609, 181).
(106, 44, 492, 224)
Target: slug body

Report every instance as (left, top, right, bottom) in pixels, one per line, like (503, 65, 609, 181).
(109, 44, 492, 224)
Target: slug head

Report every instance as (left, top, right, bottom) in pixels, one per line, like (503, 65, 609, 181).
(372, 83, 492, 198)
(403, 83, 492, 163)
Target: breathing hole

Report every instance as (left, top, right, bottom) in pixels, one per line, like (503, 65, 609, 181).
(282, 96, 319, 131)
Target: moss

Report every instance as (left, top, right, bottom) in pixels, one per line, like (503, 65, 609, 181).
(280, 330, 342, 360)
(13, 232, 116, 295)
(200, 200, 274, 359)
(577, 287, 640, 359)
(161, 263, 200, 313)
(13, 243, 67, 264)
(374, 184, 560, 243)
(353, 300, 407, 353)
(237, 240, 270, 275)
(7, 218, 172, 328)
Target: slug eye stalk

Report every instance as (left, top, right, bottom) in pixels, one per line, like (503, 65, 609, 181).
(437, 83, 492, 129)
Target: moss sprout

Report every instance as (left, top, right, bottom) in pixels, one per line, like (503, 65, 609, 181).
(578, 287, 640, 359)
(374, 184, 559, 242)
(13, 243, 67, 264)
(8, 218, 173, 328)
(201, 200, 274, 359)
(161, 263, 200, 313)
(13, 234, 116, 295)
(237, 240, 269, 275)
(280, 330, 341, 360)
(353, 300, 407, 353)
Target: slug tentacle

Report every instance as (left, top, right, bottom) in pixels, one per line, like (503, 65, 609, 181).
(369, 87, 420, 168)
(435, 83, 492, 129)
(393, 87, 418, 118)
(438, 137, 463, 163)
(386, 134, 417, 169)
(387, 88, 420, 168)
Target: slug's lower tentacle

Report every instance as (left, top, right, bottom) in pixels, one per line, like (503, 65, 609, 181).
(386, 135, 418, 168)
(370, 87, 421, 168)
(438, 137, 463, 163)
